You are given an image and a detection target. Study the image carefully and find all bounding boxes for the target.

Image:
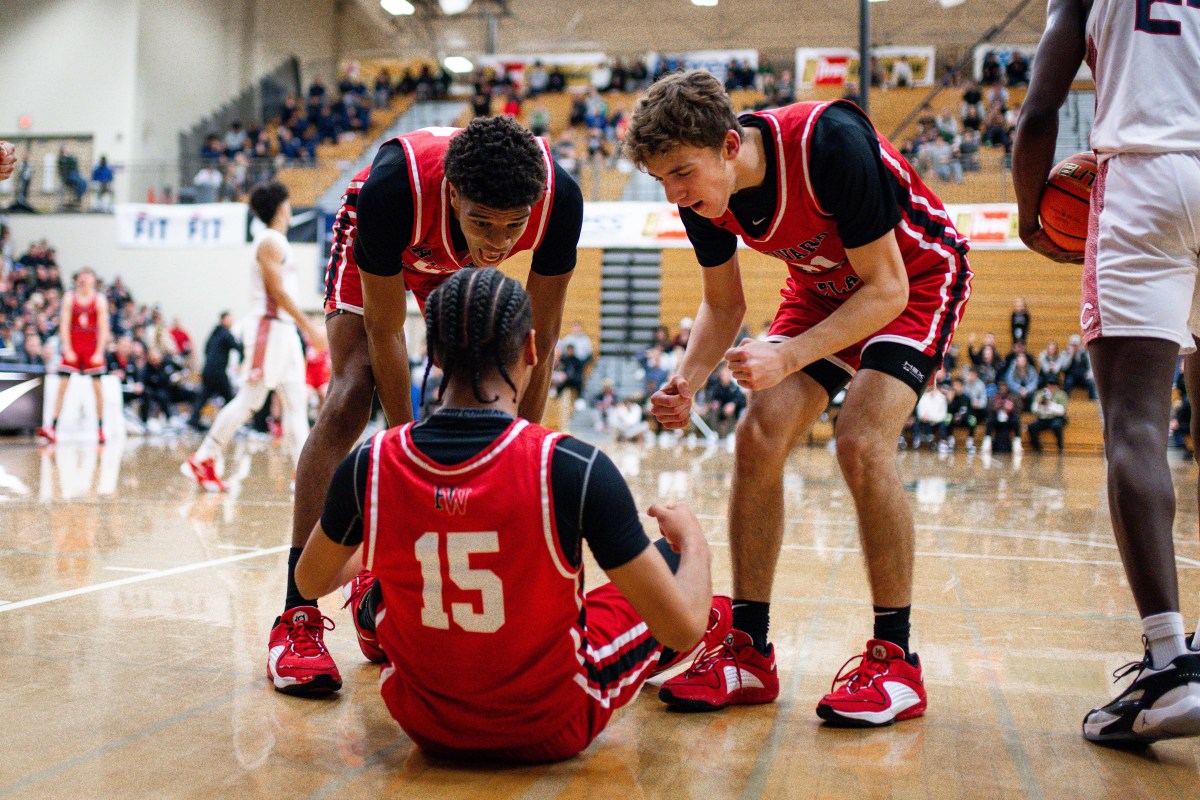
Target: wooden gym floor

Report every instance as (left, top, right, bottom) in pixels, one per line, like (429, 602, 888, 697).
(1, 434, 1198, 799)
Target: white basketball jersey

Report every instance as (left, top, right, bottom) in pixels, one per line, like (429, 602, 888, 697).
(1088, 0, 1200, 159)
(251, 228, 300, 324)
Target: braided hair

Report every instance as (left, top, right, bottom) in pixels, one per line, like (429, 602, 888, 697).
(422, 268, 533, 405)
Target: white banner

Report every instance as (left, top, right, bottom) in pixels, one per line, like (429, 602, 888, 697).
(115, 203, 247, 248)
(648, 49, 758, 85)
(972, 43, 1093, 84)
(581, 202, 1026, 251)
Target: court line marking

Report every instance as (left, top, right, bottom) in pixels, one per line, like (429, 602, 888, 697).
(0, 545, 289, 613)
(102, 566, 158, 574)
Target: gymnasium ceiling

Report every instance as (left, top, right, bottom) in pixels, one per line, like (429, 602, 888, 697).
(345, 0, 1049, 63)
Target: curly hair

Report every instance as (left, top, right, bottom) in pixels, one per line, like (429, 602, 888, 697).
(443, 116, 546, 209)
(624, 69, 743, 168)
(422, 267, 533, 405)
(248, 181, 289, 225)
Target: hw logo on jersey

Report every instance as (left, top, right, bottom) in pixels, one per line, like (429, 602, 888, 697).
(434, 486, 472, 515)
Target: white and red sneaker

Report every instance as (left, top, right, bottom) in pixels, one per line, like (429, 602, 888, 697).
(658, 629, 779, 711)
(96, 428, 106, 445)
(341, 570, 385, 664)
(816, 639, 927, 727)
(267, 606, 343, 695)
(181, 455, 225, 493)
(37, 426, 55, 444)
(652, 595, 733, 676)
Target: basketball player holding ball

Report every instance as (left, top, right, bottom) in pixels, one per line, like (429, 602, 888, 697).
(1014, 0, 1200, 744)
(268, 116, 583, 696)
(626, 71, 972, 726)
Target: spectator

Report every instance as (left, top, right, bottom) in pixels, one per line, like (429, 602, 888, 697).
(705, 366, 745, 438)
(91, 156, 115, 212)
(471, 84, 491, 119)
(193, 164, 223, 203)
(558, 321, 593, 365)
(984, 380, 1023, 453)
(374, 68, 393, 108)
(959, 130, 982, 171)
(552, 133, 580, 180)
(1037, 340, 1068, 385)
(527, 61, 549, 96)
(224, 121, 247, 156)
(1063, 334, 1097, 398)
(57, 147, 87, 209)
(592, 378, 618, 428)
(1027, 376, 1068, 452)
(547, 66, 567, 93)
(961, 81, 984, 120)
(914, 382, 949, 449)
(529, 102, 551, 137)
(947, 376, 981, 452)
(975, 343, 1003, 388)
(105, 334, 137, 381)
(1005, 52, 1030, 87)
(672, 318, 692, 350)
(1005, 352, 1039, 403)
(168, 317, 193, 361)
(135, 347, 179, 425)
(552, 343, 586, 410)
(1004, 339, 1029, 373)
(931, 137, 963, 183)
(502, 91, 522, 118)
(641, 347, 669, 400)
(19, 332, 44, 366)
(1011, 297, 1030, 344)
(980, 51, 1002, 86)
(200, 134, 224, 162)
(610, 396, 648, 442)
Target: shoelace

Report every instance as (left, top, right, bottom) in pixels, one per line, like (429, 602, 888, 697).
(1111, 657, 1151, 684)
(290, 615, 335, 657)
(829, 651, 891, 695)
(684, 633, 738, 677)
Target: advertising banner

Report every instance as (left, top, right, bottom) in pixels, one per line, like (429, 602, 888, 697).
(115, 203, 247, 248)
(796, 47, 936, 89)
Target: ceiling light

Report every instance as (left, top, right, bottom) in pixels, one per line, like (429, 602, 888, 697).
(443, 56, 474, 74)
(439, 0, 474, 13)
(381, 0, 415, 15)
(691, 0, 718, 7)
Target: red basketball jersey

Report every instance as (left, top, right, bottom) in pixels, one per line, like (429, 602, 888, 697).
(711, 101, 969, 300)
(347, 127, 556, 277)
(364, 419, 591, 751)
(68, 291, 100, 355)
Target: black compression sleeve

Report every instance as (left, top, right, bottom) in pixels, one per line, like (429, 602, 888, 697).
(529, 163, 583, 276)
(320, 440, 372, 547)
(681, 205, 739, 267)
(550, 437, 651, 571)
(353, 142, 416, 278)
(808, 103, 902, 249)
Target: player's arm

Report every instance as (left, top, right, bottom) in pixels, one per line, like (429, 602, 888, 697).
(360, 271, 412, 426)
(728, 232, 907, 391)
(520, 165, 582, 423)
(1012, 0, 1088, 264)
(522, 272, 570, 422)
(93, 295, 111, 365)
(59, 293, 75, 361)
(355, 145, 417, 426)
(653, 254, 747, 429)
(258, 237, 327, 350)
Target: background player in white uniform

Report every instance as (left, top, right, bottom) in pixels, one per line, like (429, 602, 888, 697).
(183, 183, 327, 492)
(1014, 0, 1200, 745)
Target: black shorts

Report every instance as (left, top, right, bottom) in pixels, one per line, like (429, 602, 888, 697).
(802, 341, 939, 399)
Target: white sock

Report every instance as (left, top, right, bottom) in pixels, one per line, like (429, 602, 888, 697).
(1192, 623, 1200, 651)
(1143, 611, 1187, 669)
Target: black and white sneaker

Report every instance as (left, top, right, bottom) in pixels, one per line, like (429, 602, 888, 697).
(1083, 651, 1200, 745)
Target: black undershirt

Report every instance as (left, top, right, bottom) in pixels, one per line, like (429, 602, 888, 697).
(681, 103, 903, 267)
(319, 410, 650, 571)
(352, 140, 583, 278)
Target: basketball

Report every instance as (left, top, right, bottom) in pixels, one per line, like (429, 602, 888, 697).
(1039, 151, 1098, 252)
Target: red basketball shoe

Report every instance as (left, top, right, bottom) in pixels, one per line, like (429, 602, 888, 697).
(342, 570, 385, 664)
(267, 606, 342, 695)
(652, 595, 733, 676)
(37, 426, 55, 444)
(96, 427, 105, 445)
(658, 629, 779, 711)
(816, 639, 927, 727)
(181, 455, 225, 493)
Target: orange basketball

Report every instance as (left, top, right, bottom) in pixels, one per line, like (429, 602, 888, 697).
(1038, 151, 1098, 252)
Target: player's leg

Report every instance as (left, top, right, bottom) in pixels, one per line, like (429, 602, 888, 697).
(815, 362, 928, 727)
(90, 375, 105, 443)
(185, 380, 269, 491)
(1080, 152, 1200, 743)
(43, 368, 73, 441)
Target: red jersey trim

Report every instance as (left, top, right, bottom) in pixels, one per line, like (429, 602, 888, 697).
(539, 432, 575, 579)
(437, 179, 468, 270)
(746, 112, 792, 242)
(400, 138, 423, 248)
(365, 429, 388, 572)
(398, 418, 530, 476)
(797, 102, 833, 217)
(528, 138, 555, 252)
